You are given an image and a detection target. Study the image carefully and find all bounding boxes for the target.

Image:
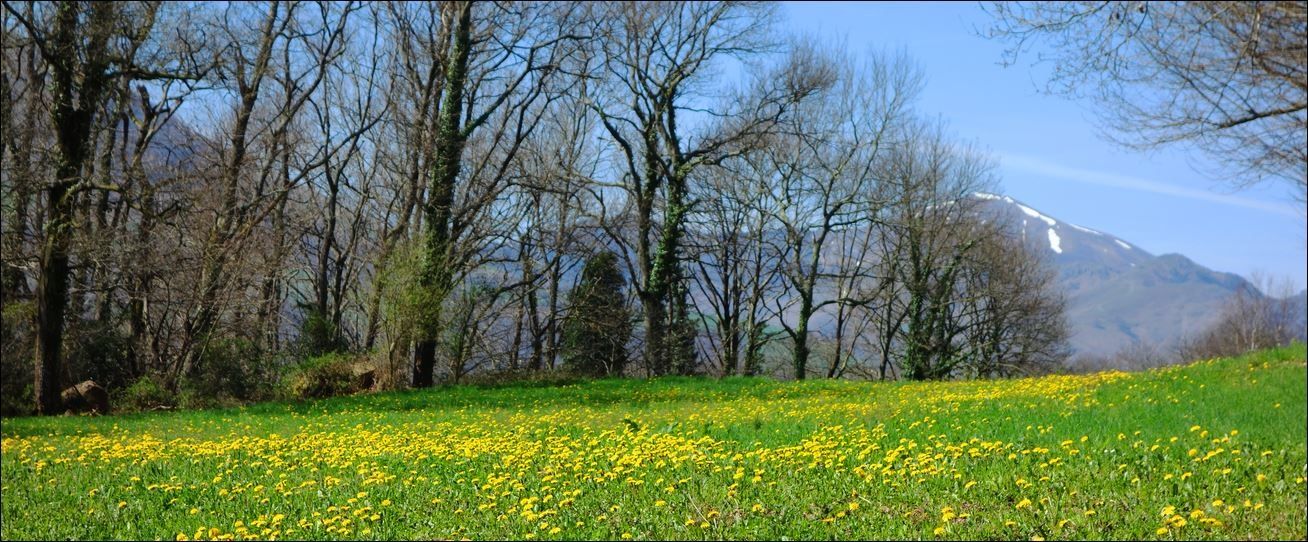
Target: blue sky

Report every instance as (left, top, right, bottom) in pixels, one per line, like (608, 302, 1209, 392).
(782, 1, 1307, 290)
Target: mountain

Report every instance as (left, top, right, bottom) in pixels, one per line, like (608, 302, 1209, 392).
(973, 193, 1261, 358)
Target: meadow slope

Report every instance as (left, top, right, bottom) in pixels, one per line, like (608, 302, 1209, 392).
(2, 346, 1305, 540)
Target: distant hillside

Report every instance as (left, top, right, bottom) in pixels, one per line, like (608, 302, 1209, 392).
(972, 193, 1290, 359)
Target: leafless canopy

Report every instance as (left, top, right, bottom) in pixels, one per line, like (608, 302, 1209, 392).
(985, 1, 1308, 202)
(2, 1, 1083, 415)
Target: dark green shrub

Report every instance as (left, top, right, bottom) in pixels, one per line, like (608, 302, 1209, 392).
(561, 251, 632, 377)
(284, 353, 356, 399)
(63, 318, 134, 391)
(0, 300, 34, 416)
(462, 367, 581, 388)
(182, 337, 275, 403)
(295, 308, 347, 357)
(119, 376, 175, 411)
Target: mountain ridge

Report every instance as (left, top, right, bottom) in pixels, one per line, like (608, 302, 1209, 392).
(971, 192, 1280, 359)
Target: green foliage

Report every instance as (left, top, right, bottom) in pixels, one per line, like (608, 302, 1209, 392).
(377, 239, 444, 342)
(119, 376, 175, 411)
(183, 337, 273, 403)
(282, 353, 357, 400)
(63, 318, 134, 390)
(561, 251, 632, 377)
(295, 308, 346, 357)
(0, 300, 34, 416)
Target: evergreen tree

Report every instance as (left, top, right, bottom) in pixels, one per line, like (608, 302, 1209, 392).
(561, 251, 632, 377)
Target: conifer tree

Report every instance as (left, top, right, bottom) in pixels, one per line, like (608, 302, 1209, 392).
(561, 251, 632, 377)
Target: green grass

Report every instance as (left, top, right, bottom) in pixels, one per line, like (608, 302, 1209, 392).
(3, 345, 1305, 540)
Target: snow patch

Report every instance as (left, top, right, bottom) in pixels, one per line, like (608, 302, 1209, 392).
(1068, 223, 1101, 235)
(1047, 228, 1062, 253)
(973, 192, 1002, 201)
(1017, 203, 1057, 226)
(1115, 239, 1132, 250)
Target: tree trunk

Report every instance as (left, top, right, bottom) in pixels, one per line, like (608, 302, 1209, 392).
(647, 172, 691, 375)
(640, 291, 666, 377)
(35, 181, 74, 415)
(791, 291, 812, 381)
(35, 1, 114, 414)
(414, 1, 472, 388)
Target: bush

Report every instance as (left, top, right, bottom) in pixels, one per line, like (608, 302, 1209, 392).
(283, 353, 357, 399)
(295, 308, 347, 358)
(182, 337, 276, 403)
(119, 376, 175, 411)
(0, 300, 34, 416)
(63, 318, 134, 391)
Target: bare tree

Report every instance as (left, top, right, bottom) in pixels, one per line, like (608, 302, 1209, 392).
(3, 1, 178, 413)
(755, 44, 916, 380)
(508, 78, 600, 372)
(177, 1, 360, 385)
(958, 219, 1070, 378)
(875, 121, 998, 380)
(295, 2, 387, 354)
(408, 1, 587, 387)
(686, 164, 779, 376)
(1180, 272, 1303, 359)
(984, 1, 1308, 203)
(589, 2, 830, 375)
(0, 1, 1107, 413)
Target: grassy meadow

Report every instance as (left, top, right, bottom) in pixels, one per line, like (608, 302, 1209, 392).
(2, 345, 1305, 540)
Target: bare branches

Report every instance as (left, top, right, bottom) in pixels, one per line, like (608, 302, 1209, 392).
(984, 1, 1307, 202)
(0, 2, 1094, 413)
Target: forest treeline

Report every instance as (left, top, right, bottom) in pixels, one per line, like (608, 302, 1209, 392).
(2, 1, 1079, 415)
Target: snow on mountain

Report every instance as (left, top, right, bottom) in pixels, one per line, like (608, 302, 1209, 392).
(971, 193, 1260, 360)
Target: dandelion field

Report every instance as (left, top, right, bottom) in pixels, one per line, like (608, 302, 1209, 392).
(2, 346, 1305, 541)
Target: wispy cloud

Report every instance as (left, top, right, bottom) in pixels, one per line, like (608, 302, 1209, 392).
(998, 153, 1302, 218)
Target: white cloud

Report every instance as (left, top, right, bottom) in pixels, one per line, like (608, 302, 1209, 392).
(998, 153, 1302, 218)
